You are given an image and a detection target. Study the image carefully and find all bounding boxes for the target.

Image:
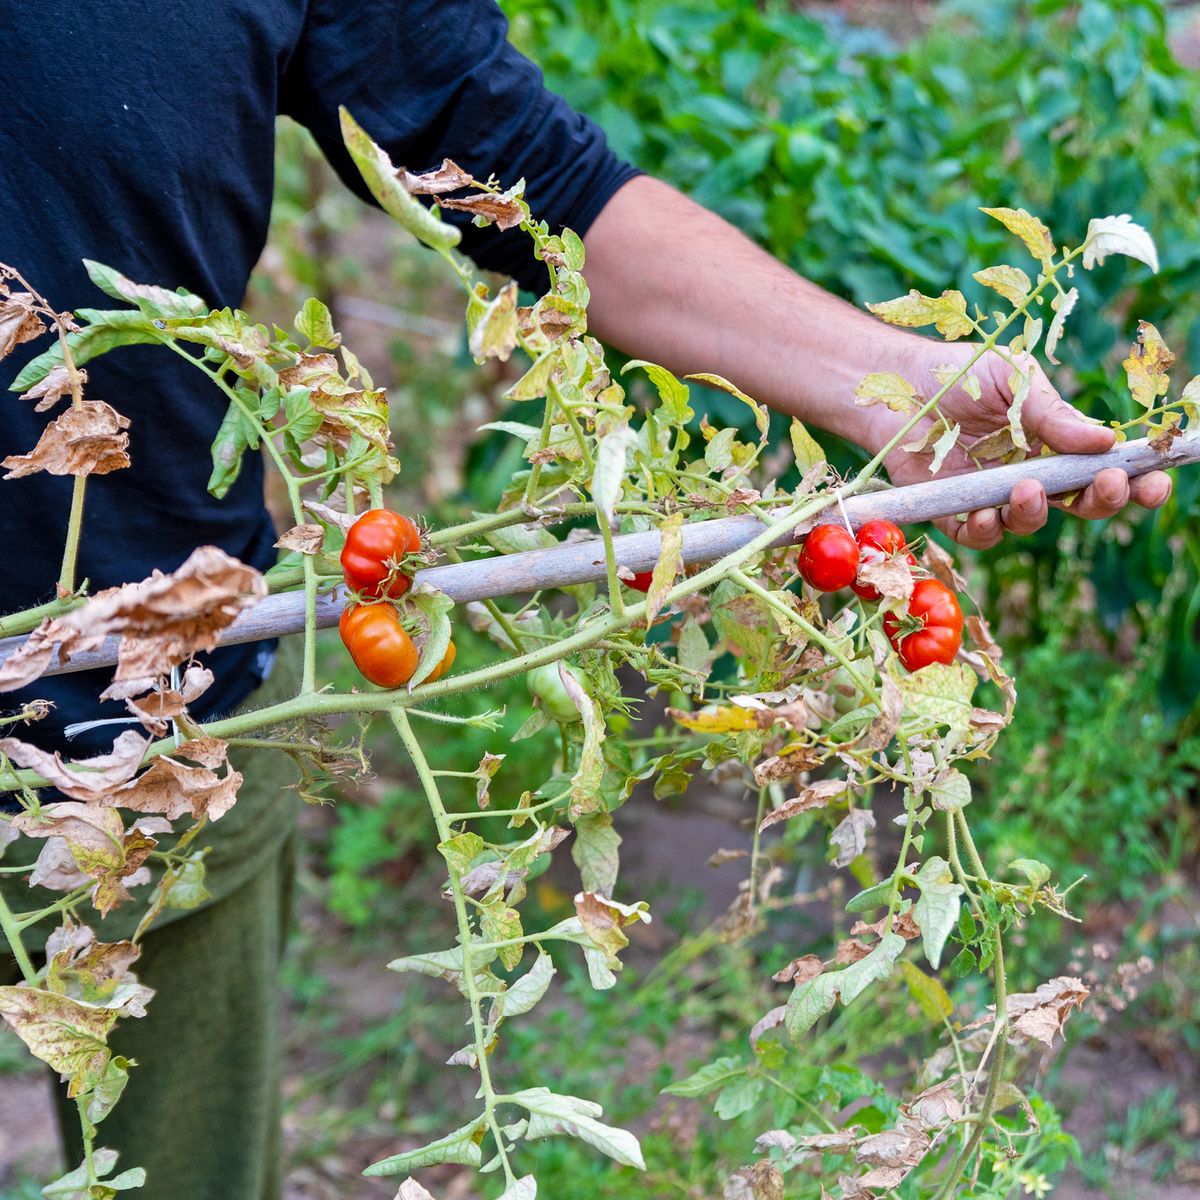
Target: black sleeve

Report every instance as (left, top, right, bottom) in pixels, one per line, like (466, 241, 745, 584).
(280, 0, 641, 291)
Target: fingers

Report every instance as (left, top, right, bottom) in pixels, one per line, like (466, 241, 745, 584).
(934, 509, 1004, 550)
(1020, 368, 1115, 455)
(1059, 466, 1130, 520)
(1129, 470, 1172, 510)
(999, 478, 1049, 536)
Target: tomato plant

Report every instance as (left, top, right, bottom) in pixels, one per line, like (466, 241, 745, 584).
(0, 114, 1182, 1200)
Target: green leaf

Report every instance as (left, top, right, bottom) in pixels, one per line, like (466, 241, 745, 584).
(785, 933, 905, 1040)
(363, 1117, 486, 1176)
(339, 107, 462, 253)
(294, 298, 338, 349)
(621, 360, 693, 425)
(845, 880, 894, 914)
(11, 310, 161, 393)
(1008, 858, 1051, 888)
(509, 1087, 646, 1170)
(899, 961, 953, 1024)
(714, 1075, 765, 1120)
(498, 952, 556, 1018)
(83, 259, 206, 319)
(207, 399, 258, 499)
(913, 857, 964, 969)
(662, 1055, 746, 1098)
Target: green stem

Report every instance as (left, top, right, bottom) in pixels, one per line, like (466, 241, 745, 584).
(390, 708, 517, 1187)
(0, 886, 38, 983)
(57, 475, 88, 598)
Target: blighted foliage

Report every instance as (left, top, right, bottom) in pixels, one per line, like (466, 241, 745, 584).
(0, 114, 1182, 1198)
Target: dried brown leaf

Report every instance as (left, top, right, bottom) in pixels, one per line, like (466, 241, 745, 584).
(0, 292, 46, 359)
(274, 523, 324, 555)
(19, 364, 84, 412)
(2, 401, 130, 478)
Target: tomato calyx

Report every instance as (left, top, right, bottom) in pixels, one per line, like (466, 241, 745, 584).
(340, 508, 434, 600)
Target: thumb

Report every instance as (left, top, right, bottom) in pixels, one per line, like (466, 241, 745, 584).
(1022, 373, 1114, 455)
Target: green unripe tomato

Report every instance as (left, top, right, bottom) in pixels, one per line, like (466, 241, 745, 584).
(526, 663, 584, 723)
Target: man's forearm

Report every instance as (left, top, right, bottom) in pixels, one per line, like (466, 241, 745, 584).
(582, 175, 917, 451)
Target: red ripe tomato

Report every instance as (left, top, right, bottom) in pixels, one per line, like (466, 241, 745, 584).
(426, 639, 457, 683)
(883, 579, 964, 671)
(341, 509, 422, 599)
(626, 571, 654, 592)
(339, 603, 419, 688)
(851, 519, 916, 601)
(798, 524, 860, 592)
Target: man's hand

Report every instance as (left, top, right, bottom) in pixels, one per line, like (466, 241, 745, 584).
(583, 176, 1172, 546)
(873, 342, 1173, 549)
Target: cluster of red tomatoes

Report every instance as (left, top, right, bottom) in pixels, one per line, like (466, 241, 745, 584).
(797, 519, 963, 672)
(338, 509, 455, 688)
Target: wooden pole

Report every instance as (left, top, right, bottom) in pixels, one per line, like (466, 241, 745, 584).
(2, 432, 1195, 679)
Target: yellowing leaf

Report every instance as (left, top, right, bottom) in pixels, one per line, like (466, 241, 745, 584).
(1123, 320, 1174, 410)
(685, 372, 769, 439)
(980, 206, 1056, 264)
(853, 372, 921, 413)
(1046, 286, 1078, 365)
(972, 265, 1031, 307)
(789, 418, 826, 473)
(668, 705, 764, 734)
(899, 960, 953, 1023)
(867, 291, 973, 341)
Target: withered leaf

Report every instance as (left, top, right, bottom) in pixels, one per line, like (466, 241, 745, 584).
(1005, 975, 1089, 1047)
(438, 189, 525, 232)
(752, 746, 822, 787)
(0, 291, 46, 360)
(2, 401, 130, 478)
(401, 158, 474, 195)
(19, 364, 84, 411)
(0, 730, 148, 800)
(0, 986, 117, 1097)
(830, 809, 876, 868)
(772, 954, 825, 985)
(0, 616, 106, 694)
(274, 523, 324, 555)
(759, 779, 846, 832)
(124, 665, 214, 735)
(115, 752, 242, 822)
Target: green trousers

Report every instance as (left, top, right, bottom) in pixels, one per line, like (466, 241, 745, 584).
(1, 643, 302, 1200)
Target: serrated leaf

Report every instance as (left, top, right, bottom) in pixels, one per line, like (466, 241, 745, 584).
(972, 265, 1031, 306)
(685, 372, 769, 438)
(508, 1088, 645, 1169)
(621, 360, 692, 425)
(84, 259, 206, 319)
(572, 813, 621, 896)
(363, 1118, 486, 1176)
(853, 372, 920, 413)
(714, 1075, 765, 1120)
(11, 310, 161, 393)
(980, 206, 1056, 264)
(294, 297, 338, 349)
(785, 933, 905, 1039)
(866, 291, 972, 340)
(1082, 214, 1159, 274)
(663, 1056, 746, 1098)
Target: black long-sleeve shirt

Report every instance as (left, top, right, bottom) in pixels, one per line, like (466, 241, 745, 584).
(0, 0, 637, 753)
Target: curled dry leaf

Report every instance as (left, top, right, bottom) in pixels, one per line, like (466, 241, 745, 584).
(0, 617, 107, 693)
(2, 401, 130, 478)
(439, 186, 525, 231)
(19, 364, 84, 411)
(124, 664, 214, 735)
(274, 524, 324, 555)
(0, 729, 149, 801)
(856, 556, 914, 602)
(758, 779, 846, 832)
(115, 750, 242, 822)
(920, 540, 968, 592)
(830, 808, 876, 868)
(1004, 975, 1090, 1047)
(772, 954, 824, 985)
(401, 158, 474, 195)
(752, 746, 823, 787)
(303, 499, 357, 534)
(0, 290, 46, 359)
